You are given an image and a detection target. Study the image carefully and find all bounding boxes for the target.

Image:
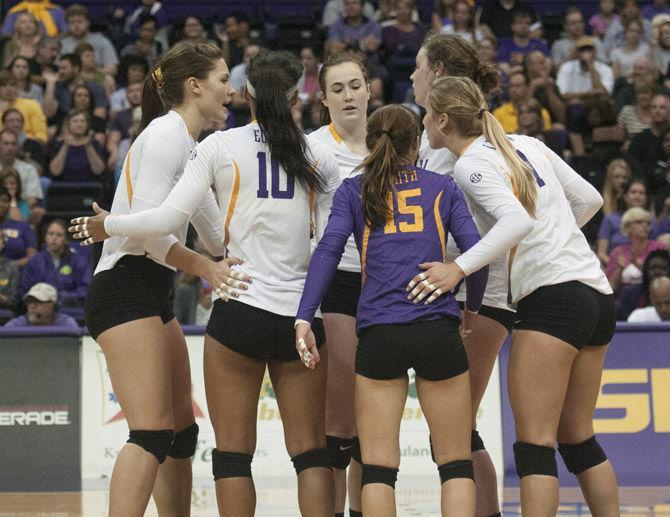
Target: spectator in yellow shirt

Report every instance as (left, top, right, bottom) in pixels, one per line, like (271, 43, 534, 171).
(0, 71, 47, 144)
(493, 70, 551, 133)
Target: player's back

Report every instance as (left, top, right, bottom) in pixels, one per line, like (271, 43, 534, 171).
(340, 166, 480, 329)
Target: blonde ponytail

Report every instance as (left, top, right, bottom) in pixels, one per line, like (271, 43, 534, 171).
(480, 111, 536, 217)
(427, 76, 537, 217)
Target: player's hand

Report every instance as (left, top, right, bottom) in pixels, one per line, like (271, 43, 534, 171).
(204, 256, 252, 301)
(459, 309, 478, 339)
(406, 261, 465, 304)
(69, 202, 109, 245)
(295, 322, 319, 369)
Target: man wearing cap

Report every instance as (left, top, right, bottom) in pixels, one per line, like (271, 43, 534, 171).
(4, 282, 78, 329)
(551, 7, 607, 66)
(556, 35, 614, 155)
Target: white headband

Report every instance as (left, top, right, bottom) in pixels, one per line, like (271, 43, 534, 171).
(246, 79, 299, 100)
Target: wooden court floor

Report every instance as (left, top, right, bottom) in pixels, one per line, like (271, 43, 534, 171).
(1, 482, 669, 516)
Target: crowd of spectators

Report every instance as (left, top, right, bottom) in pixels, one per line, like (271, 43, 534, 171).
(2, 0, 670, 327)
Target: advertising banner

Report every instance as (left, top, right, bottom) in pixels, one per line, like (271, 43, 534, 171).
(501, 325, 670, 487)
(0, 332, 81, 491)
(82, 335, 503, 486)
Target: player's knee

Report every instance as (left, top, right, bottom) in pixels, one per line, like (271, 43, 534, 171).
(438, 459, 474, 484)
(513, 441, 558, 478)
(471, 429, 485, 452)
(361, 464, 399, 489)
(351, 436, 362, 464)
(212, 449, 254, 480)
(327, 435, 354, 470)
(127, 429, 174, 464)
(168, 422, 199, 459)
(558, 435, 608, 475)
(291, 447, 330, 475)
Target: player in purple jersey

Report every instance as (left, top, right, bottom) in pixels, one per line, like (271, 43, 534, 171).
(295, 105, 489, 517)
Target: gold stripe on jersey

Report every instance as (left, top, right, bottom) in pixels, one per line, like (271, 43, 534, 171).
(433, 192, 446, 261)
(124, 149, 133, 206)
(328, 123, 343, 145)
(360, 224, 371, 285)
(223, 159, 241, 248)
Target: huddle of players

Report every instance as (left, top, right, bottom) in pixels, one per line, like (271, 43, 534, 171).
(71, 35, 619, 517)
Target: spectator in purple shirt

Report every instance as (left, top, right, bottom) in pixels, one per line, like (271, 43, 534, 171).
(328, 0, 383, 57)
(0, 185, 37, 267)
(497, 8, 551, 76)
(295, 105, 488, 515)
(48, 111, 106, 182)
(4, 281, 79, 329)
(19, 220, 90, 307)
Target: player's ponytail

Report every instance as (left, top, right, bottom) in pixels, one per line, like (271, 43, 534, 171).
(247, 50, 323, 193)
(358, 105, 419, 228)
(427, 76, 537, 217)
(140, 42, 225, 132)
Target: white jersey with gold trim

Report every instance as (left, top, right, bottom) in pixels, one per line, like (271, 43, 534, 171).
(96, 110, 224, 275)
(105, 121, 340, 317)
(307, 123, 364, 273)
(419, 129, 512, 310)
(454, 134, 612, 303)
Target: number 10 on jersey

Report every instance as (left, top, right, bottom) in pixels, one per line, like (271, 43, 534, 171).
(257, 151, 295, 199)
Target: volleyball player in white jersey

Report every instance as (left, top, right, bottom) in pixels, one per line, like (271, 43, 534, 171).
(73, 50, 340, 516)
(410, 33, 507, 517)
(412, 76, 619, 517)
(308, 52, 369, 517)
(73, 43, 250, 517)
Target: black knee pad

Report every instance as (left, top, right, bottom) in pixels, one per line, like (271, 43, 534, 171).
(513, 441, 557, 478)
(212, 449, 253, 480)
(327, 435, 354, 470)
(127, 429, 174, 464)
(349, 511, 363, 517)
(351, 436, 362, 464)
(291, 447, 330, 475)
(558, 435, 608, 475)
(168, 422, 199, 459)
(438, 459, 474, 484)
(429, 434, 436, 463)
(471, 430, 485, 452)
(361, 464, 399, 488)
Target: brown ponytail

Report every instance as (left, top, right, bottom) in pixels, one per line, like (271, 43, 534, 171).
(358, 105, 419, 227)
(140, 42, 225, 132)
(427, 76, 537, 217)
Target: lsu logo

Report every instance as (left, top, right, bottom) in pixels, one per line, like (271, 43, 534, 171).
(59, 264, 72, 275)
(470, 173, 482, 183)
(594, 368, 670, 433)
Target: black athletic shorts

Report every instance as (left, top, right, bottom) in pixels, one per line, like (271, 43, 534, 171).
(356, 317, 468, 381)
(321, 269, 361, 317)
(85, 254, 176, 340)
(206, 299, 326, 362)
(458, 302, 515, 333)
(514, 281, 616, 349)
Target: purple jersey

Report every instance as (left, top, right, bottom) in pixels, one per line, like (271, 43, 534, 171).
(297, 167, 488, 331)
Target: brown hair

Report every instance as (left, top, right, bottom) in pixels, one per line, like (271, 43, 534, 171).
(140, 42, 224, 132)
(428, 76, 537, 216)
(65, 4, 89, 21)
(1, 168, 23, 202)
(602, 159, 632, 215)
(74, 42, 95, 55)
(358, 104, 419, 227)
(318, 51, 368, 125)
(422, 33, 500, 96)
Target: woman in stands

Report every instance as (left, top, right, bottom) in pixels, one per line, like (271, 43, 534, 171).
(421, 75, 619, 517)
(307, 51, 369, 517)
(410, 32, 505, 517)
(72, 50, 339, 517)
(70, 43, 248, 517)
(295, 103, 530, 517)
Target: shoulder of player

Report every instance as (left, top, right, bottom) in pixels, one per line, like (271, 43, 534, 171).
(306, 125, 332, 146)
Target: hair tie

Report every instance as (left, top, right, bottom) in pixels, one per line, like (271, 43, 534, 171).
(381, 129, 391, 137)
(152, 67, 165, 89)
(245, 79, 300, 100)
(478, 107, 487, 118)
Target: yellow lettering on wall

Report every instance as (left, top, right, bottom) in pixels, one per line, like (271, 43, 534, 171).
(594, 369, 650, 434)
(651, 369, 670, 432)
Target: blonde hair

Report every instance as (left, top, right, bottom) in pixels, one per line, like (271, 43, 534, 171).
(427, 75, 537, 217)
(602, 159, 632, 215)
(621, 206, 651, 235)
